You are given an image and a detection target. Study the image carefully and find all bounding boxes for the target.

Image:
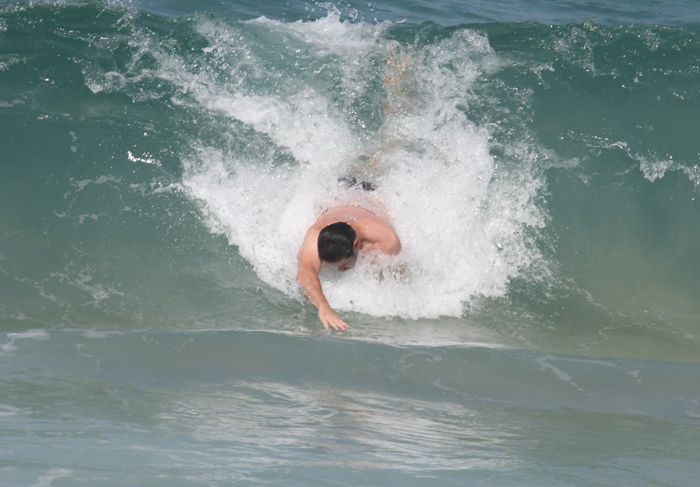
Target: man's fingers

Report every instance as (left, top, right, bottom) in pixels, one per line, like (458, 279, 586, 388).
(325, 318, 349, 331)
(331, 318, 350, 331)
(319, 308, 349, 331)
(329, 320, 343, 331)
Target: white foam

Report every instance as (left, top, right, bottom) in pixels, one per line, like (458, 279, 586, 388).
(0, 404, 23, 417)
(6, 330, 50, 340)
(0, 98, 24, 107)
(82, 330, 125, 339)
(1, 330, 50, 354)
(31, 469, 73, 487)
(639, 155, 700, 189)
(171, 14, 546, 319)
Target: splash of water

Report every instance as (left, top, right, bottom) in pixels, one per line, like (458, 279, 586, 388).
(171, 13, 548, 319)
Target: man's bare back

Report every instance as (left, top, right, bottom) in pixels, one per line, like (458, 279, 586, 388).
(297, 206, 401, 331)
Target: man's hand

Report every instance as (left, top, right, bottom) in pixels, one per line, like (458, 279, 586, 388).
(318, 306, 350, 331)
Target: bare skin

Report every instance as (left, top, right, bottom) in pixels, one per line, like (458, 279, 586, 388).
(297, 206, 402, 331)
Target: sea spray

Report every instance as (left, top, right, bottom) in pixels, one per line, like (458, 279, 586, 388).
(177, 13, 549, 319)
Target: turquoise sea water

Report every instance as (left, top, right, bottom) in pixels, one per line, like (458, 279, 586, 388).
(1, 0, 700, 485)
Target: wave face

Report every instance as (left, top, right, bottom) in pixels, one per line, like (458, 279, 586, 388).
(2, 0, 699, 359)
(1, 1, 700, 485)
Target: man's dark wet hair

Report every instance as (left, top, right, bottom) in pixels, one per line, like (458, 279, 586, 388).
(318, 222, 356, 262)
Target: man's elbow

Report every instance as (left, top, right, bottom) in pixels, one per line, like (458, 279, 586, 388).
(389, 236, 402, 255)
(296, 267, 311, 287)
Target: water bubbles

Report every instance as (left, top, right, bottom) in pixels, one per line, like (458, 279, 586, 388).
(179, 14, 547, 320)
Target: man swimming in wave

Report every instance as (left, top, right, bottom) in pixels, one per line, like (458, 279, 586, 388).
(297, 206, 402, 331)
(297, 42, 411, 331)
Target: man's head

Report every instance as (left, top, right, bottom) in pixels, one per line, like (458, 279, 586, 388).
(318, 222, 358, 271)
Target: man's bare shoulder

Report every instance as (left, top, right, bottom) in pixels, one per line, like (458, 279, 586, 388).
(298, 225, 320, 258)
(316, 206, 387, 226)
(297, 232, 322, 279)
(380, 228, 402, 255)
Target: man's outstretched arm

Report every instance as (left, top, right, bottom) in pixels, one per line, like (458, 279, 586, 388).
(297, 242, 350, 331)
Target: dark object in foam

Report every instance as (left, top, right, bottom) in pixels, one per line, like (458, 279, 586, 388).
(338, 176, 376, 192)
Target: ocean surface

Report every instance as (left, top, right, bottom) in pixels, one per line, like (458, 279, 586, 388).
(2, 0, 700, 485)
